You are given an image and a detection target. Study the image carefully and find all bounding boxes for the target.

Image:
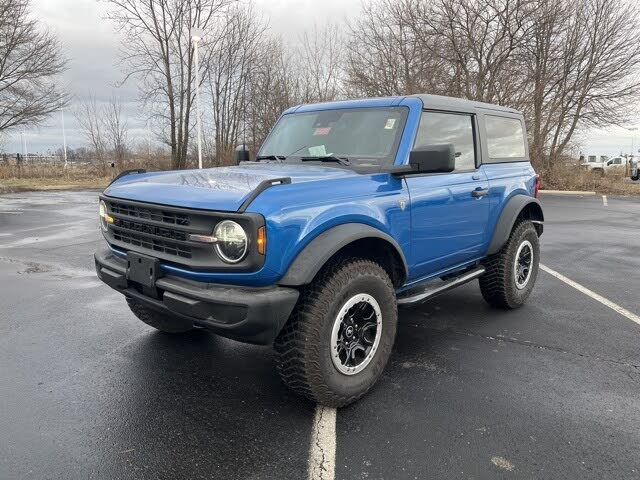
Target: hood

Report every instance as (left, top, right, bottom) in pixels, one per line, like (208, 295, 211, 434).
(103, 163, 360, 211)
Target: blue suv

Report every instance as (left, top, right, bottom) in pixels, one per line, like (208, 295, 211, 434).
(95, 94, 543, 407)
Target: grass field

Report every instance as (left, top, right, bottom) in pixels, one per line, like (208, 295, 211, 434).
(0, 164, 113, 193)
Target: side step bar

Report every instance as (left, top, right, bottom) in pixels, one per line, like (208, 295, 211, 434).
(397, 266, 486, 306)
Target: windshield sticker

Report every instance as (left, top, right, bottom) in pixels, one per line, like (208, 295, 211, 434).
(384, 118, 396, 130)
(313, 127, 332, 136)
(308, 145, 327, 156)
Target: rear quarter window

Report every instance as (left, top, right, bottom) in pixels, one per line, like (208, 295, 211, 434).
(485, 115, 527, 162)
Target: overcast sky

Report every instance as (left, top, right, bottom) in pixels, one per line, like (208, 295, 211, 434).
(4, 0, 639, 157)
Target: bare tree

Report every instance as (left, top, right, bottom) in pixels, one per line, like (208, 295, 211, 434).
(298, 23, 344, 102)
(246, 37, 302, 153)
(415, 0, 534, 105)
(75, 94, 107, 165)
(525, 0, 640, 168)
(103, 0, 233, 169)
(104, 96, 130, 168)
(0, 0, 68, 133)
(346, 0, 436, 96)
(205, 4, 267, 165)
(346, 0, 640, 169)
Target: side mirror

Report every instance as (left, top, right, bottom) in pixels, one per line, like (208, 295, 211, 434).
(409, 144, 456, 174)
(234, 144, 250, 164)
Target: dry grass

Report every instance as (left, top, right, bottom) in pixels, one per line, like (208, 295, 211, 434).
(0, 164, 112, 193)
(539, 164, 640, 195)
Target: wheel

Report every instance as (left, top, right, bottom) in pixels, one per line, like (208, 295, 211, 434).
(126, 297, 194, 333)
(479, 220, 540, 309)
(274, 258, 398, 407)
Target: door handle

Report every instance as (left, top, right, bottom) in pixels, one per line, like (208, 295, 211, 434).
(472, 188, 489, 198)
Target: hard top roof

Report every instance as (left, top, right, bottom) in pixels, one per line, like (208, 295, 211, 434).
(409, 93, 521, 114)
(287, 94, 521, 115)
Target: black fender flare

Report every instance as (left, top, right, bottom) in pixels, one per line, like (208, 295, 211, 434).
(487, 195, 544, 255)
(278, 223, 408, 286)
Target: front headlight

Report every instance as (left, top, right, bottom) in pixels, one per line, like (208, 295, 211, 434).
(214, 220, 248, 263)
(98, 200, 113, 232)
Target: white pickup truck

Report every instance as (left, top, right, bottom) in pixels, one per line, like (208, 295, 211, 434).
(580, 154, 639, 179)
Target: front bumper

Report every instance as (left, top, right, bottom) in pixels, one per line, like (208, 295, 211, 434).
(94, 249, 299, 345)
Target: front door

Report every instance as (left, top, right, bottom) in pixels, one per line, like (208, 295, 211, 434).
(405, 111, 490, 280)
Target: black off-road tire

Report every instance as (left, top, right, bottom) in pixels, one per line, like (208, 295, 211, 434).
(479, 220, 540, 309)
(274, 258, 398, 407)
(126, 298, 194, 333)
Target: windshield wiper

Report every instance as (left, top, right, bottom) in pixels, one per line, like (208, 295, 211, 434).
(255, 155, 286, 162)
(300, 155, 351, 166)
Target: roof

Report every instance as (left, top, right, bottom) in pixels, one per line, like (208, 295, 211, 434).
(409, 94, 521, 114)
(286, 94, 521, 115)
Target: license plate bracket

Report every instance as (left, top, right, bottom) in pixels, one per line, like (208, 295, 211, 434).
(126, 252, 161, 288)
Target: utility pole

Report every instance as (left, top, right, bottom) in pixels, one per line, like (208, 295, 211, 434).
(147, 121, 151, 160)
(21, 130, 27, 161)
(191, 28, 204, 169)
(61, 108, 68, 165)
(624, 126, 638, 156)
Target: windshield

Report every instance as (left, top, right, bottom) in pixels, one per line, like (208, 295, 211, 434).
(258, 107, 408, 166)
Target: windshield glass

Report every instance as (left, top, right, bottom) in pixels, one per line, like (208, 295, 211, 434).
(259, 107, 408, 166)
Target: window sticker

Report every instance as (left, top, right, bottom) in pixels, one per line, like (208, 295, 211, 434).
(384, 118, 396, 130)
(313, 127, 332, 136)
(308, 145, 327, 156)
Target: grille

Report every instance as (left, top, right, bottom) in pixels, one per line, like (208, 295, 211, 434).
(113, 229, 192, 258)
(101, 196, 265, 271)
(113, 218, 188, 242)
(110, 202, 190, 226)
(107, 200, 195, 260)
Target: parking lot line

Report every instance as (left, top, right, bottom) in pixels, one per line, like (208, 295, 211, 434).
(540, 264, 640, 326)
(308, 405, 337, 480)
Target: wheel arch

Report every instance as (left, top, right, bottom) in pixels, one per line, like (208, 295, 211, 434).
(278, 223, 408, 288)
(487, 195, 544, 255)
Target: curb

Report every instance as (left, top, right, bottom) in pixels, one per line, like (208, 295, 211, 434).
(539, 190, 596, 196)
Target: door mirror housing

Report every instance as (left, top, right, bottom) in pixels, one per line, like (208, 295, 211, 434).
(234, 144, 251, 164)
(408, 144, 456, 174)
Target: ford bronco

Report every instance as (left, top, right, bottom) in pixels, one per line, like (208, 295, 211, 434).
(95, 94, 543, 407)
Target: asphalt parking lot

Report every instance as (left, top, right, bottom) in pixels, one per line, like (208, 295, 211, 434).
(1, 190, 639, 479)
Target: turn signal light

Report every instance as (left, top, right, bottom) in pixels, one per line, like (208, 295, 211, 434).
(257, 226, 266, 255)
(534, 174, 541, 198)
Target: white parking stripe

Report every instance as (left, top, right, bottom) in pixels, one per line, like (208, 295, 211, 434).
(540, 264, 640, 326)
(308, 405, 337, 480)
(602, 195, 608, 206)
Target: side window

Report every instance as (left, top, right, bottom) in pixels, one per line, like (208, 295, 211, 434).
(485, 115, 526, 159)
(614, 158, 622, 165)
(414, 112, 476, 170)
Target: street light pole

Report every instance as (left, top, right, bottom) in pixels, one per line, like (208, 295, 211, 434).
(147, 121, 151, 160)
(21, 130, 27, 161)
(61, 108, 68, 165)
(191, 29, 204, 170)
(624, 126, 638, 157)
